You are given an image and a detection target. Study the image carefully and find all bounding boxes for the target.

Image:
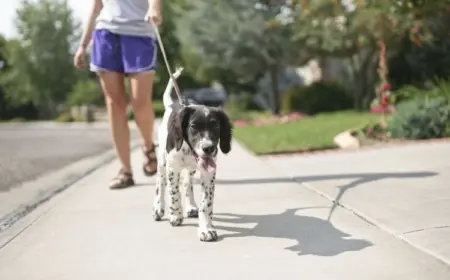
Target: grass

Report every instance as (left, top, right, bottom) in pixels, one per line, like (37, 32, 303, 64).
(226, 109, 272, 122)
(233, 110, 380, 155)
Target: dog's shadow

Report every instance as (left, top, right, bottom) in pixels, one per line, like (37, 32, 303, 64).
(213, 207, 372, 257)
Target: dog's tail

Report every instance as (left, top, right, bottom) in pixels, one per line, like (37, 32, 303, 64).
(162, 67, 184, 109)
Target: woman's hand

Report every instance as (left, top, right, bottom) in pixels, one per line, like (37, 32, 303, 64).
(146, 0, 162, 26)
(74, 46, 87, 69)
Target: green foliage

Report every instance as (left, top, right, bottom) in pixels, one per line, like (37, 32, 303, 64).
(152, 0, 203, 100)
(394, 79, 450, 104)
(54, 111, 74, 123)
(0, 0, 80, 118)
(153, 101, 165, 118)
(224, 93, 269, 122)
(176, 0, 299, 79)
(388, 96, 450, 140)
(127, 101, 165, 121)
(388, 13, 450, 89)
(68, 79, 103, 106)
(290, 0, 450, 110)
(234, 110, 379, 154)
(175, 0, 301, 113)
(292, 0, 449, 53)
(282, 82, 353, 115)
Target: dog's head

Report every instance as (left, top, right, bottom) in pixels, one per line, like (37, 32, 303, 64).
(167, 104, 233, 172)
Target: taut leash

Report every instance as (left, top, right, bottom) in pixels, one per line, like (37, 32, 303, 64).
(149, 20, 184, 105)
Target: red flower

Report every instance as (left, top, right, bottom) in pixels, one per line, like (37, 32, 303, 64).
(381, 95, 390, 108)
(412, 38, 422, 46)
(234, 120, 249, 127)
(381, 83, 391, 91)
(376, 83, 391, 94)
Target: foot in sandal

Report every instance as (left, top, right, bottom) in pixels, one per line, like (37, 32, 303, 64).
(142, 144, 158, 176)
(110, 168, 135, 189)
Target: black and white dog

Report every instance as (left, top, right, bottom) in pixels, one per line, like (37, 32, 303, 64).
(152, 68, 233, 242)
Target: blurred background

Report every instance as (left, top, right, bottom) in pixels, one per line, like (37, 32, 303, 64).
(1, 0, 450, 173)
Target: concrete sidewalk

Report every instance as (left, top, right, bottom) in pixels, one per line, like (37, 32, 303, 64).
(265, 141, 450, 266)
(0, 142, 449, 279)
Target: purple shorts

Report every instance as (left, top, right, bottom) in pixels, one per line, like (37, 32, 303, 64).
(90, 29, 157, 74)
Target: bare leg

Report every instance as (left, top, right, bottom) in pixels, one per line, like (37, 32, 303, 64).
(99, 72, 131, 173)
(129, 72, 155, 149)
(129, 72, 157, 175)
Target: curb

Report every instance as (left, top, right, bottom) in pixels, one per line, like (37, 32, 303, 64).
(0, 139, 141, 233)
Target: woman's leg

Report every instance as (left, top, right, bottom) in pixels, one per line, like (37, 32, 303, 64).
(129, 72, 156, 152)
(121, 34, 158, 176)
(90, 29, 134, 188)
(98, 72, 132, 173)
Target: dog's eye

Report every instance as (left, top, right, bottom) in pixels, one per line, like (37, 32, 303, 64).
(190, 124, 200, 131)
(209, 121, 219, 129)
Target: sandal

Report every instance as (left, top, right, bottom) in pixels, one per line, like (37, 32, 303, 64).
(143, 144, 158, 176)
(109, 168, 135, 189)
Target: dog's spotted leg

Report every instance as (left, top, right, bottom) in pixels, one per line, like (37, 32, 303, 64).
(152, 163, 166, 221)
(184, 169, 199, 218)
(167, 167, 183, 226)
(198, 172, 217, 242)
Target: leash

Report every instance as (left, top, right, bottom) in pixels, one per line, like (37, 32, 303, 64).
(149, 20, 184, 105)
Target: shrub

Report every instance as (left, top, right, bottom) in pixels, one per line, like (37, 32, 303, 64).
(388, 96, 450, 140)
(393, 79, 450, 105)
(153, 100, 165, 118)
(283, 81, 353, 115)
(69, 79, 104, 107)
(54, 112, 74, 123)
(127, 100, 165, 120)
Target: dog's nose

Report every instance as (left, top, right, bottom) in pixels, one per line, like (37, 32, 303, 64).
(202, 145, 215, 155)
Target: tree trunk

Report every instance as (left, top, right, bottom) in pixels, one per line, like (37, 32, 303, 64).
(269, 64, 281, 115)
(350, 49, 377, 110)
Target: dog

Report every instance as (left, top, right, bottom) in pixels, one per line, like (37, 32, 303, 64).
(152, 67, 233, 242)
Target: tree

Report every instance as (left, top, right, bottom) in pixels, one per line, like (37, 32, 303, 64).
(152, 0, 204, 100)
(0, 36, 40, 120)
(0, 0, 80, 118)
(290, 0, 450, 109)
(174, 0, 304, 114)
(68, 79, 103, 107)
(388, 6, 450, 89)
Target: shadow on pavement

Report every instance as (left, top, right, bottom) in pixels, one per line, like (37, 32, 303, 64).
(216, 172, 437, 220)
(214, 207, 373, 257)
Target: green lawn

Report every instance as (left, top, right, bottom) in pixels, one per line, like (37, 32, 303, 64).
(233, 111, 379, 155)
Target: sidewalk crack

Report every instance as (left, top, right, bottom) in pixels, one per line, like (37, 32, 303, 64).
(402, 225, 450, 235)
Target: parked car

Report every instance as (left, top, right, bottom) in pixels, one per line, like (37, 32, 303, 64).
(183, 87, 227, 107)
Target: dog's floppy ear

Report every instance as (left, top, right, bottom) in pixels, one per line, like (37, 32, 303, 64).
(166, 106, 193, 152)
(216, 109, 233, 154)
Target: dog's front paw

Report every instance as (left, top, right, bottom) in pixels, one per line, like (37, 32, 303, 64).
(152, 206, 165, 221)
(186, 207, 199, 218)
(198, 228, 218, 242)
(169, 214, 184, 226)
